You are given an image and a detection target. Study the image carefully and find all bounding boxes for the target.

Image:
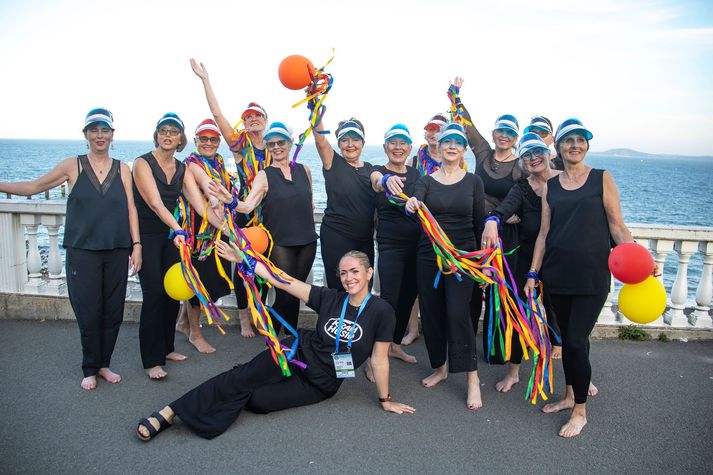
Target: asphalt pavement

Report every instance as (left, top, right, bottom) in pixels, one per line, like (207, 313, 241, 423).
(1, 320, 712, 474)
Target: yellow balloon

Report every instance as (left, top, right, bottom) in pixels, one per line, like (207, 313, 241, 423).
(163, 263, 195, 301)
(618, 276, 667, 324)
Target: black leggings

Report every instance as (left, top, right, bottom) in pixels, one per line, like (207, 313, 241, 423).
(548, 293, 608, 404)
(417, 250, 478, 373)
(377, 239, 418, 344)
(269, 242, 317, 335)
(170, 344, 338, 439)
(320, 224, 374, 290)
(137, 233, 180, 368)
(66, 247, 129, 377)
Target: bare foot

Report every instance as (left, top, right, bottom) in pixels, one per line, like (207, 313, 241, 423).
(239, 313, 256, 338)
(389, 344, 417, 364)
(559, 412, 587, 438)
(467, 372, 483, 410)
(80, 376, 97, 390)
(146, 366, 167, 379)
(588, 382, 599, 396)
(542, 398, 575, 414)
(400, 332, 419, 346)
(552, 345, 562, 359)
(97, 367, 121, 384)
(422, 367, 448, 388)
(495, 374, 519, 393)
(189, 336, 216, 353)
(176, 314, 189, 337)
(363, 358, 375, 383)
(165, 352, 187, 361)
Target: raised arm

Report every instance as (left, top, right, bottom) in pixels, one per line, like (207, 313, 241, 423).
(133, 157, 183, 233)
(312, 112, 335, 170)
(190, 59, 238, 148)
(0, 157, 76, 196)
(450, 78, 492, 166)
(215, 240, 312, 302)
(602, 171, 633, 245)
(236, 170, 268, 214)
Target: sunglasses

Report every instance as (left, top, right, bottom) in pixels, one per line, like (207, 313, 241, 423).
(266, 139, 288, 149)
(197, 136, 220, 144)
(521, 148, 548, 161)
(158, 127, 181, 137)
(494, 128, 518, 138)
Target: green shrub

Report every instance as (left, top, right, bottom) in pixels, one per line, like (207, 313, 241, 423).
(657, 333, 670, 342)
(618, 325, 652, 341)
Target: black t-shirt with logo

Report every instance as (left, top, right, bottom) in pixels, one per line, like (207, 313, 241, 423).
(299, 286, 395, 379)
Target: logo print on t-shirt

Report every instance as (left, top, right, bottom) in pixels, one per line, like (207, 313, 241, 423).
(324, 318, 363, 343)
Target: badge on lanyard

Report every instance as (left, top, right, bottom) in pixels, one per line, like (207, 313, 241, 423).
(332, 294, 370, 379)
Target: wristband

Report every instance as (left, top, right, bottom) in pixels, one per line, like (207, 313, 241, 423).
(132, 241, 142, 247)
(526, 271, 539, 285)
(380, 174, 394, 190)
(226, 196, 238, 211)
(239, 254, 257, 279)
(379, 394, 391, 403)
(484, 215, 501, 228)
(171, 230, 187, 240)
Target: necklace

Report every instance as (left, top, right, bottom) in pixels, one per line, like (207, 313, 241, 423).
(490, 152, 513, 172)
(88, 155, 111, 175)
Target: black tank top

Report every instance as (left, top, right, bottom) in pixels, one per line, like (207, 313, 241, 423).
(542, 169, 611, 294)
(373, 164, 421, 245)
(133, 152, 185, 235)
(322, 151, 376, 241)
(475, 155, 519, 213)
(262, 164, 318, 246)
(414, 173, 485, 249)
(64, 155, 131, 250)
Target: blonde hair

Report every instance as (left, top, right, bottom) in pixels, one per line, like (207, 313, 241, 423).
(336, 250, 372, 276)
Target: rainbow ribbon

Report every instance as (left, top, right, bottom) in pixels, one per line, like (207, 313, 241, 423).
(447, 85, 472, 127)
(290, 49, 335, 168)
(387, 191, 557, 402)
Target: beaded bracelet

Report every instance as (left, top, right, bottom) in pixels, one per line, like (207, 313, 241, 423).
(226, 196, 238, 211)
(526, 271, 539, 285)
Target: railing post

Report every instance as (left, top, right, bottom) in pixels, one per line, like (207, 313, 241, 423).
(646, 239, 671, 326)
(666, 240, 697, 327)
(42, 216, 66, 295)
(20, 214, 42, 293)
(693, 241, 713, 328)
(0, 211, 27, 292)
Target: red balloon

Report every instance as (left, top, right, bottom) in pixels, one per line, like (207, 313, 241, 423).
(242, 226, 269, 254)
(608, 242, 654, 284)
(278, 55, 315, 90)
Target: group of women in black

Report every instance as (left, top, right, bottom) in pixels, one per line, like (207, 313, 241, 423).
(0, 67, 633, 440)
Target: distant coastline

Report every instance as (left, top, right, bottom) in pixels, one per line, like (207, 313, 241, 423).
(590, 148, 713, 161)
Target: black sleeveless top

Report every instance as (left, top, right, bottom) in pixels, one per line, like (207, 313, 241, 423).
(64, 155, 131, 250)
(262, 164, 318, 246)
(542, 169, 611, 294)
(414, 173, 485, 250)
(322, 151, 376, 241)
(373, 164, 421, 245)
(133, 152, 185, 235)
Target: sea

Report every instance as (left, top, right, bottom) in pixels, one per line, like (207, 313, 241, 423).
(1, 139, 712, 301)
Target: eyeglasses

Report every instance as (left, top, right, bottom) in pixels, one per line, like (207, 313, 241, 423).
(197, 136, 220, 144)
(521, 149, 548, 161)
(266, 139, 288, 149)
(531, 129, 551, 138)
(494, 128, 517, 139)
(158, 127, 181, 137)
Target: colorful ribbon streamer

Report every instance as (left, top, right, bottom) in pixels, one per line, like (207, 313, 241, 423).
(447, 85, 472, 127)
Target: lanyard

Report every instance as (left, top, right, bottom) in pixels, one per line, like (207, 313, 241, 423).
(334, 293, 371, 354)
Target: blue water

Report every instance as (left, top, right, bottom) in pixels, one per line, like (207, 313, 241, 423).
(1, 139, 711, 299)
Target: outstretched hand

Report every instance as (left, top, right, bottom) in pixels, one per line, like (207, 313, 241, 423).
(216, 240, 242, 264)
(190, 58, 209, 81)
(382, 400, 416, 414)
(451, 76, 464, 89)
(385, 175, 406, 196)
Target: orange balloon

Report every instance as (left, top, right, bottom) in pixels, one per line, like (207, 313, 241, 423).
(242, 226, 269, 254)
(278, 55, 315, 90)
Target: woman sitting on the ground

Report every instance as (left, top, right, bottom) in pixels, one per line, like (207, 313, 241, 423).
(136, 248, 415, 441)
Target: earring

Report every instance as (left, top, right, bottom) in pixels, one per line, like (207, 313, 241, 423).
(86, 141, 89, 149)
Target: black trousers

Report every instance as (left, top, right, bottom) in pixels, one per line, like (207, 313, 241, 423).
(377, 238, 418, 344)
(66, 247, 129, 377)
(417, 249, 478, 373)
(170, 343, 337, 439)
(548, 293, 608, 404)
(320, 224, 374, 290)
(269, 242, 317, 335)
(137, 233, 180, 368)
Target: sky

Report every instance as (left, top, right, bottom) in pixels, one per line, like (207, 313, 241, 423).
(0, 0, 711, 155)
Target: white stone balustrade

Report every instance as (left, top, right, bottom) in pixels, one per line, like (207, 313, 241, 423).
(0, 200, 711, 330)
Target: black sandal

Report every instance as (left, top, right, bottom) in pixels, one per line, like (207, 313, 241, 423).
(136, 411, 171, 442)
